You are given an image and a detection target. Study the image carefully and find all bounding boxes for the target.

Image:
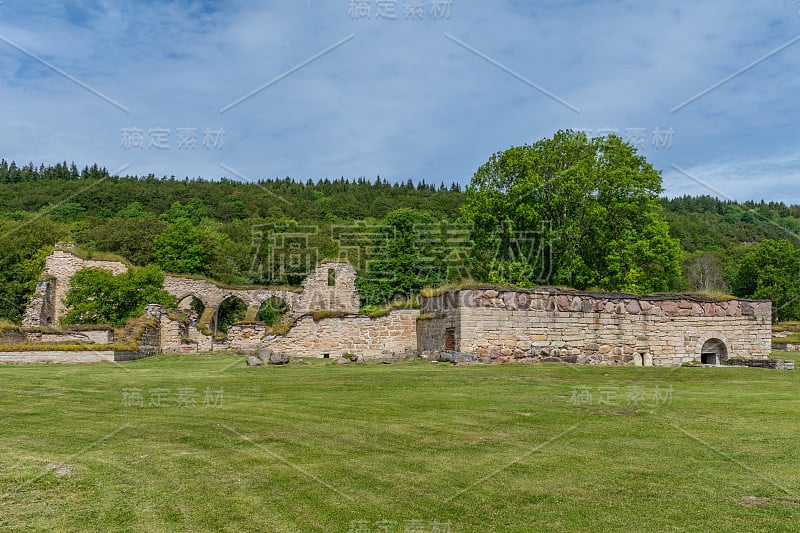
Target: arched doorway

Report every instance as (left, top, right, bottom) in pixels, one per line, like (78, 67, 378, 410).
(177, 295, 205, 325)
(213, 296, 247, 336)
(700, 338, 727, 365)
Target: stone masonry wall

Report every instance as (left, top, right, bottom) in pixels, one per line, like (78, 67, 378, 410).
(419, 289, 772, 366)
(0, 350, 116, 364)
(136, 324, 161, 357)
(26, 330, 114, 344)
(146, 304, 213, 354)
(267, 309, 419, 358)
(162, 262, 358, 328)
(159, 313, 187, 353)
(225, 324, 268, 351)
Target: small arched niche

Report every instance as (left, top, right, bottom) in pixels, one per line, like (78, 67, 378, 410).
(700, 338, 728, 366)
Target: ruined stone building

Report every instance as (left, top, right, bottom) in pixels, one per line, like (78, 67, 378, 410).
(21, 251, 772, 366)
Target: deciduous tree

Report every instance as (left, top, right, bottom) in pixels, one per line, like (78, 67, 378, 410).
(462, 130, 682, 292)
(731, 239, 800, 322)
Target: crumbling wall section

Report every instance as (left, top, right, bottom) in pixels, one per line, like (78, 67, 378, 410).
(267, 309, 418, 358)
(21, 280, 55, 327)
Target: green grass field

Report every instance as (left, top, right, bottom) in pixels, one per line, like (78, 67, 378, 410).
(1, 355, 799, 532)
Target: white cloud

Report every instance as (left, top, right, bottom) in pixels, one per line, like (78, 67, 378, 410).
(0, 0, 797, 202)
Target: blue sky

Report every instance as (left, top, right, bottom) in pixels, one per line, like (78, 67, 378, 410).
(0, 0, 799, 202)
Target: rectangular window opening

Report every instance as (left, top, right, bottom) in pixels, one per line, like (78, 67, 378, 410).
(444, 328, 456, 351)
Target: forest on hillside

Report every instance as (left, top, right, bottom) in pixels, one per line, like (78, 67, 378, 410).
(1, 131, 799, 324)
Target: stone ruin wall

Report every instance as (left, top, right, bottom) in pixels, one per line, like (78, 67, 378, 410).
(24, 251, 128, 326)
(137, 262, 366, 357)
(146, 262, 358, 322)
(25, 252, 360, 329)
(25, 329, 114, 344)
(146, 304, 213, 354)
(164, 261, 359, 318)
(223, 324, 268, 352)
(151, 306, 418, 358)
(163, 276, 304, 325)
(295, 262, 360, 314)
(266, 310, 419, 358)
(0, 350, 117, 364)
(22, 252, 775, 366)
(419, 289, 772, 366)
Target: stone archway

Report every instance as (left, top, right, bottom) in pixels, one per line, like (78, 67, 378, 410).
(213, 296, 248, 336)
(175, 294, 206, 325)
(696, 333, 729, 365)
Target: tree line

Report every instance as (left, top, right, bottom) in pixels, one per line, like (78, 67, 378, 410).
(1, 130, 799, 324)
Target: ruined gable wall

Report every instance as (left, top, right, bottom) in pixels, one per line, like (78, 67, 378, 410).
(295, 262, 360, 314)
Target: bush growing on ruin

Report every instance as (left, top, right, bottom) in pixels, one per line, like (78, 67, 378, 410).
(257, 297, 289, 328)
(62, 265, 175, 326)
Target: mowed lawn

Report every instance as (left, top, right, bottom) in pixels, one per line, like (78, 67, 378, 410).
(1, 355, 799, 532)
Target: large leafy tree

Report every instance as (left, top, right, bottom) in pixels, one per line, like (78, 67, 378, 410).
(357, 208, 450, 306)
(462, 130, 682, 292)
(152, 218, 207, 275)
(731, 239, 800, 322)
(63, 265, 175, 326)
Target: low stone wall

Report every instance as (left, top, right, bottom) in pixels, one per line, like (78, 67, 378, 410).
(225, 324, 268, 351)
(267, 309, 419, 358)
(771, 333, 800, 351)
(725, 358, 795, 370)
(26, 330, 114, 344)
(419, 289, 772, 366)
(773, 343, 800, 351)
(113, 350, 157, 362)
(0, 349, 160, 364)
(0, 330, 27, 344)
(0, 350, 116, 364)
